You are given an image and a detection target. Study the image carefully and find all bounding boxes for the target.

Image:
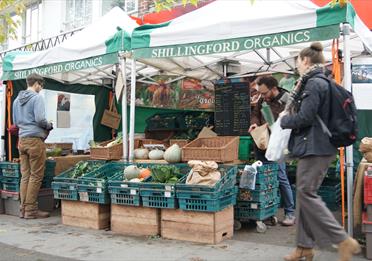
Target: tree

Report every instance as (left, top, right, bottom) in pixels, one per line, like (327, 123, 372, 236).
(153, 0, 350, 12)
(0, 0, 25, 44)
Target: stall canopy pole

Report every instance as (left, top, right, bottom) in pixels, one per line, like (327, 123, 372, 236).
(120, 56, 128, 161)
(129, 59, 136, 162)
(342, 23, 354, 236)
(0, 83, 6, 161)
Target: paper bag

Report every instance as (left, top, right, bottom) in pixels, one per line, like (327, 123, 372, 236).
(250, 124, 269, 150)
(197, 126, 217, 138)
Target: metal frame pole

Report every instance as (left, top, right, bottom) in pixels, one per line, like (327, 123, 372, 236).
(0, 83, 6, 161)
(129, 59, 136, 162)
(120, 56, 128, 161)
(343, 23, 354, 236)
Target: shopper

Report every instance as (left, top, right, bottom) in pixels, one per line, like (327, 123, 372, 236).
(280, 42, 360, 261)
(13, 73, 53, 219)
(249, 76, 296, 226)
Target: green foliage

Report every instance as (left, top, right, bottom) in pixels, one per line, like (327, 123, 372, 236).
(0, 0, 25, 44)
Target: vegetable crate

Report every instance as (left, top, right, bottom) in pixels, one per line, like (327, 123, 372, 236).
(176, 165, 237, 212)
(178, 186, 238, 212)
(365, 174, 372, 205)
(77, 163, 122, 204)
(52, 160, 104, 201)
(140, 164, 190, 209)
(182, 136, 239, 163)
(90, 140, 123, 160)
(0, 177, 20, 192)
(236, 163, 280, 182)
(109, 169, 142, 207)
(234, 203, 279, 222)
(238, 187, 279, 202)
(0, 160, 55, 178)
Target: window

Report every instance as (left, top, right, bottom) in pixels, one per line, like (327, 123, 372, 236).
(64, 0, 93, 31)
(102, 0, 138, 15)
(23, 1, 42, 44)
(3, 1, 42, 50)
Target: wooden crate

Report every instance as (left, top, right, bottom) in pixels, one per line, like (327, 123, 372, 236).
(161, 206, 233, 244)
(111, 205, 160, 236)
(182, 136, 239, 163)
(61, 200, 110, 230)
(90, 140, 122, 160)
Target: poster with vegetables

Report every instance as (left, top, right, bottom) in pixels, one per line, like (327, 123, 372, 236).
(132, 76, 215, 111)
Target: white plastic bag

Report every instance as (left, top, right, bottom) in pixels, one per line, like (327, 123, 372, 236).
(239, 161, 263, 190)
(265, 117, 292, 162)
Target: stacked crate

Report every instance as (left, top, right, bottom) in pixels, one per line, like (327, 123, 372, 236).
(0, 160, 56, 192)
(363, 167, 372, 259)
(0, 161, 56, 216)
(234, 163, 280, 233)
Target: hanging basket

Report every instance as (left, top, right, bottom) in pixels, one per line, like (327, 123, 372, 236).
(101, 101, 121, 129)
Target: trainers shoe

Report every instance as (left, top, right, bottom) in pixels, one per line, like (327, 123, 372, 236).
(282, 215, 296, 226)
(24, 209, 50, 219)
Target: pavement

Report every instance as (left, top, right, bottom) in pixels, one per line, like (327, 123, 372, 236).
(0, 209, 368, 261)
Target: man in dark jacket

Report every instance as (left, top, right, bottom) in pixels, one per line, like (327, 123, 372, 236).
(249, 76, 295, 226)
(13, 73, 53, 219)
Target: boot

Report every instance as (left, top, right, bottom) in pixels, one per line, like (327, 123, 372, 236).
(24, 209, 50, 219)
(283, 247, 314, 261)
(19, 206, 25, 218)
(338, 237, 361, 261)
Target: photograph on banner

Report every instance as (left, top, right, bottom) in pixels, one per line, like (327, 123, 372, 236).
(131, 76, 215, 111)
(352, 58, 372, 110)
(42, 90, 95, 150)
(352, 64, 372, 83)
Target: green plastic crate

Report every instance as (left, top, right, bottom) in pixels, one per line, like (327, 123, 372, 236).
(238, 187, 279, 202)
(178, 186, 238, 212)
(237, 163, 279, 184)
(0, 160, 56, 178)
(234, 203, 279, 221)
(52, 160, 105, 200)
(108, 172, 142, 206)
(142, 195, 177, 209)
(235, 196, 280, 210)
(52, 182, 79, 201)
(78, 185, 110, 204)
(176, 165, 237, 195)
(239, 136, 252, 160)
(0, 177, 20, 192)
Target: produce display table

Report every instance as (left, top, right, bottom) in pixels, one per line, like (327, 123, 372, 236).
(51, 155, 91, 176)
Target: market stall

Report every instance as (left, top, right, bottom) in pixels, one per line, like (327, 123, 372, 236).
(1, 0, 372, 250)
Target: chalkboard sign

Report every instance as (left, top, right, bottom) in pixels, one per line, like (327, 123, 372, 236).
(214, 82, 250, 136)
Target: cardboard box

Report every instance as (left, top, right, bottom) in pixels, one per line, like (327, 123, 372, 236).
(161, 207, 234, 244)
(61, 200, 110, 230)
(111, 205, 160, 236)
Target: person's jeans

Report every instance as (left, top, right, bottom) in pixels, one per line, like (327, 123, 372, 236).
(278, 162, 295, 217)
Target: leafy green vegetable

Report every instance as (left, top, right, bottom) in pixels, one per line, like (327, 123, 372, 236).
(149, 165, 183, 184)
(68, 161, 104, 179)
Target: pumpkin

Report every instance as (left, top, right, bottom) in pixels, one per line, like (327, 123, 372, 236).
(139, 168, 151, 179)
(134, 148, 149, 159)
(148, 149, 164, 160)
(164, 144, 182, 163)
(123, 165, 140, 180)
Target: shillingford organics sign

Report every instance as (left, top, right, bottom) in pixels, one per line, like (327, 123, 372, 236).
(134, 25, 339, 59)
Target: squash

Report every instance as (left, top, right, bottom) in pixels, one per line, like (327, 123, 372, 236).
(164, 144, 182, 163)
(123, 165, 140, 180)
(148, 149, 164, 160)
(134, 148, 149, 159)
(139, 168, 151, 179)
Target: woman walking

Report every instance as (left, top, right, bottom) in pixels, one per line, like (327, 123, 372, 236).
(280, 42, 361, 261)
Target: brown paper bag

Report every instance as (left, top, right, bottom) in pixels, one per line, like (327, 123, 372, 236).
(250, 124, 269, 150)
(101, 101, 121, 129)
